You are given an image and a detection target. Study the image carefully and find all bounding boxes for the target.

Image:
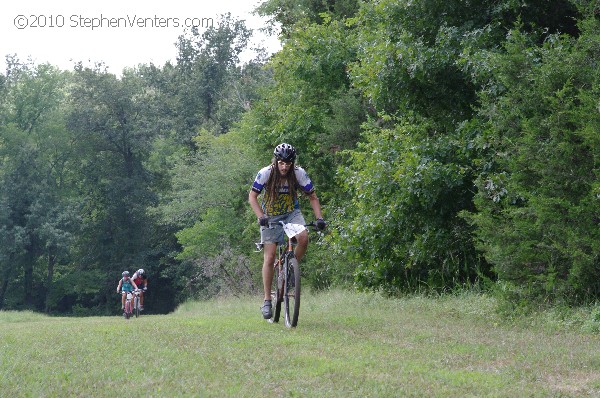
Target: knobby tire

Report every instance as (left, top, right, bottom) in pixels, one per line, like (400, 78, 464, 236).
(134, 296, 140, 318)
(283, 256, 301, 328)
(124, 300, 131, 320)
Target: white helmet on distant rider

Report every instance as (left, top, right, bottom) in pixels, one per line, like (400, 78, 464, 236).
(137, 269, 145, 276)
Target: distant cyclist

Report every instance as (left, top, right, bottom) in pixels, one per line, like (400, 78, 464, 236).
(131, 268, 148, 310)
(116, 271, 138, 311)
(248, 143, 326, 320)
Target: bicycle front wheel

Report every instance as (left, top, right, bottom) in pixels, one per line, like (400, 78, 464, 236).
(134, 296, 140, 318)
(283, 256, 301, 328)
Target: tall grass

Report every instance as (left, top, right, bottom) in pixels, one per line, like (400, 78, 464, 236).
(1, 290, 599, 397)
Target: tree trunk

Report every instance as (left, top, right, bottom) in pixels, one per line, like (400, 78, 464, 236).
(0, 273, 8, 310)
(0, 254, 15, 310)
(45, 249, 56, 313)
(23, 250, 34, 308)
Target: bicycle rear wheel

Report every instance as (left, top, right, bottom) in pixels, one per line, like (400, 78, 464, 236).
(271, 262, 284, 323)
(283, 256, 301, 327)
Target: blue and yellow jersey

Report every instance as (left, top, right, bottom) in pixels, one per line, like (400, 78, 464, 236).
(251, 165, 314, 216)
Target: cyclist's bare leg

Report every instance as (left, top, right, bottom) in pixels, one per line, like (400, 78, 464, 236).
(121, 292, 126, 309)
(262, 243, 277, 301)
(292, 230, 309, 262)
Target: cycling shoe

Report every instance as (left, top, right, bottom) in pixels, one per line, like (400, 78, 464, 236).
(260, 300, 272, 319)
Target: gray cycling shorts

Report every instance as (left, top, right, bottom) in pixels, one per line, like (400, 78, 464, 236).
(260, 209, 306, 245)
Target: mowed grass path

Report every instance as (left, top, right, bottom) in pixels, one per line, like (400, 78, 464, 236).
(1, 291, 599, 397)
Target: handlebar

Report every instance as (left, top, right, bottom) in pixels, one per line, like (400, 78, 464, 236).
(264, 221, 317, 228)
(255, 221, 322, 251)
(118, 288, 143, 294)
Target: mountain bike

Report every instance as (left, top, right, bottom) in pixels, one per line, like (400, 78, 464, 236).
(257, 221, 316, 328)
(132, 289, 142, 318)
(121, 290, 134, 319)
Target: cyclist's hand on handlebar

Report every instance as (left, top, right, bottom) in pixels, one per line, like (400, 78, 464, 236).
(258, 215, 269, 227)
(316, 218, 327, 231)
(143, 287, 147, 291)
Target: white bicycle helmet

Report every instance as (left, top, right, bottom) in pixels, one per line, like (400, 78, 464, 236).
(137, 268, 145, 276)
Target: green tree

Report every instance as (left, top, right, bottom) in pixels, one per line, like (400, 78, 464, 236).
(154, 129, 261, 299)
(467, 15, 600, 303)
(331, 0, 583, 294)
(257, 0, 360, 37)
(335, 118, 482, 293)
(0, 61, 79, 311)
(65, 64, 159, 313)
(173, 14, 252, 141)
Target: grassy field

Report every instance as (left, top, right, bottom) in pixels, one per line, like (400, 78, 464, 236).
(1, 290, 599, 397)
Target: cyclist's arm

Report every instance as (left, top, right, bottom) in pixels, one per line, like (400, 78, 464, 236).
(249, 190, 265, 218)
(138, 278, 147, 289)
(306, 191, 323, 220)
(117, 279, 122, 293)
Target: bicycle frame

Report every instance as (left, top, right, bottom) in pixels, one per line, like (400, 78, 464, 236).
(132, 289, 142, 318)
(277, 231, 296, 267)
(124, 291, 133, 319)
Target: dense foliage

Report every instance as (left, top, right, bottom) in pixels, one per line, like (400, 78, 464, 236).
(468, 18, 600, 303)
(1, 1, 598, 314)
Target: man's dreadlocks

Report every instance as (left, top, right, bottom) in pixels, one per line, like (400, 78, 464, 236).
(264, 158, 299, 208)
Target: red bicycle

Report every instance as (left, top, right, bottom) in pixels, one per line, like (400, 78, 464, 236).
(120, 289, 141, 319)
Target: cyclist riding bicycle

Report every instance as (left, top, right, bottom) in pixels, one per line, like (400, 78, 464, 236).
(131, 268, 148, 310)
(249, 143, 326, 320)
(116, 271, 138, 311)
